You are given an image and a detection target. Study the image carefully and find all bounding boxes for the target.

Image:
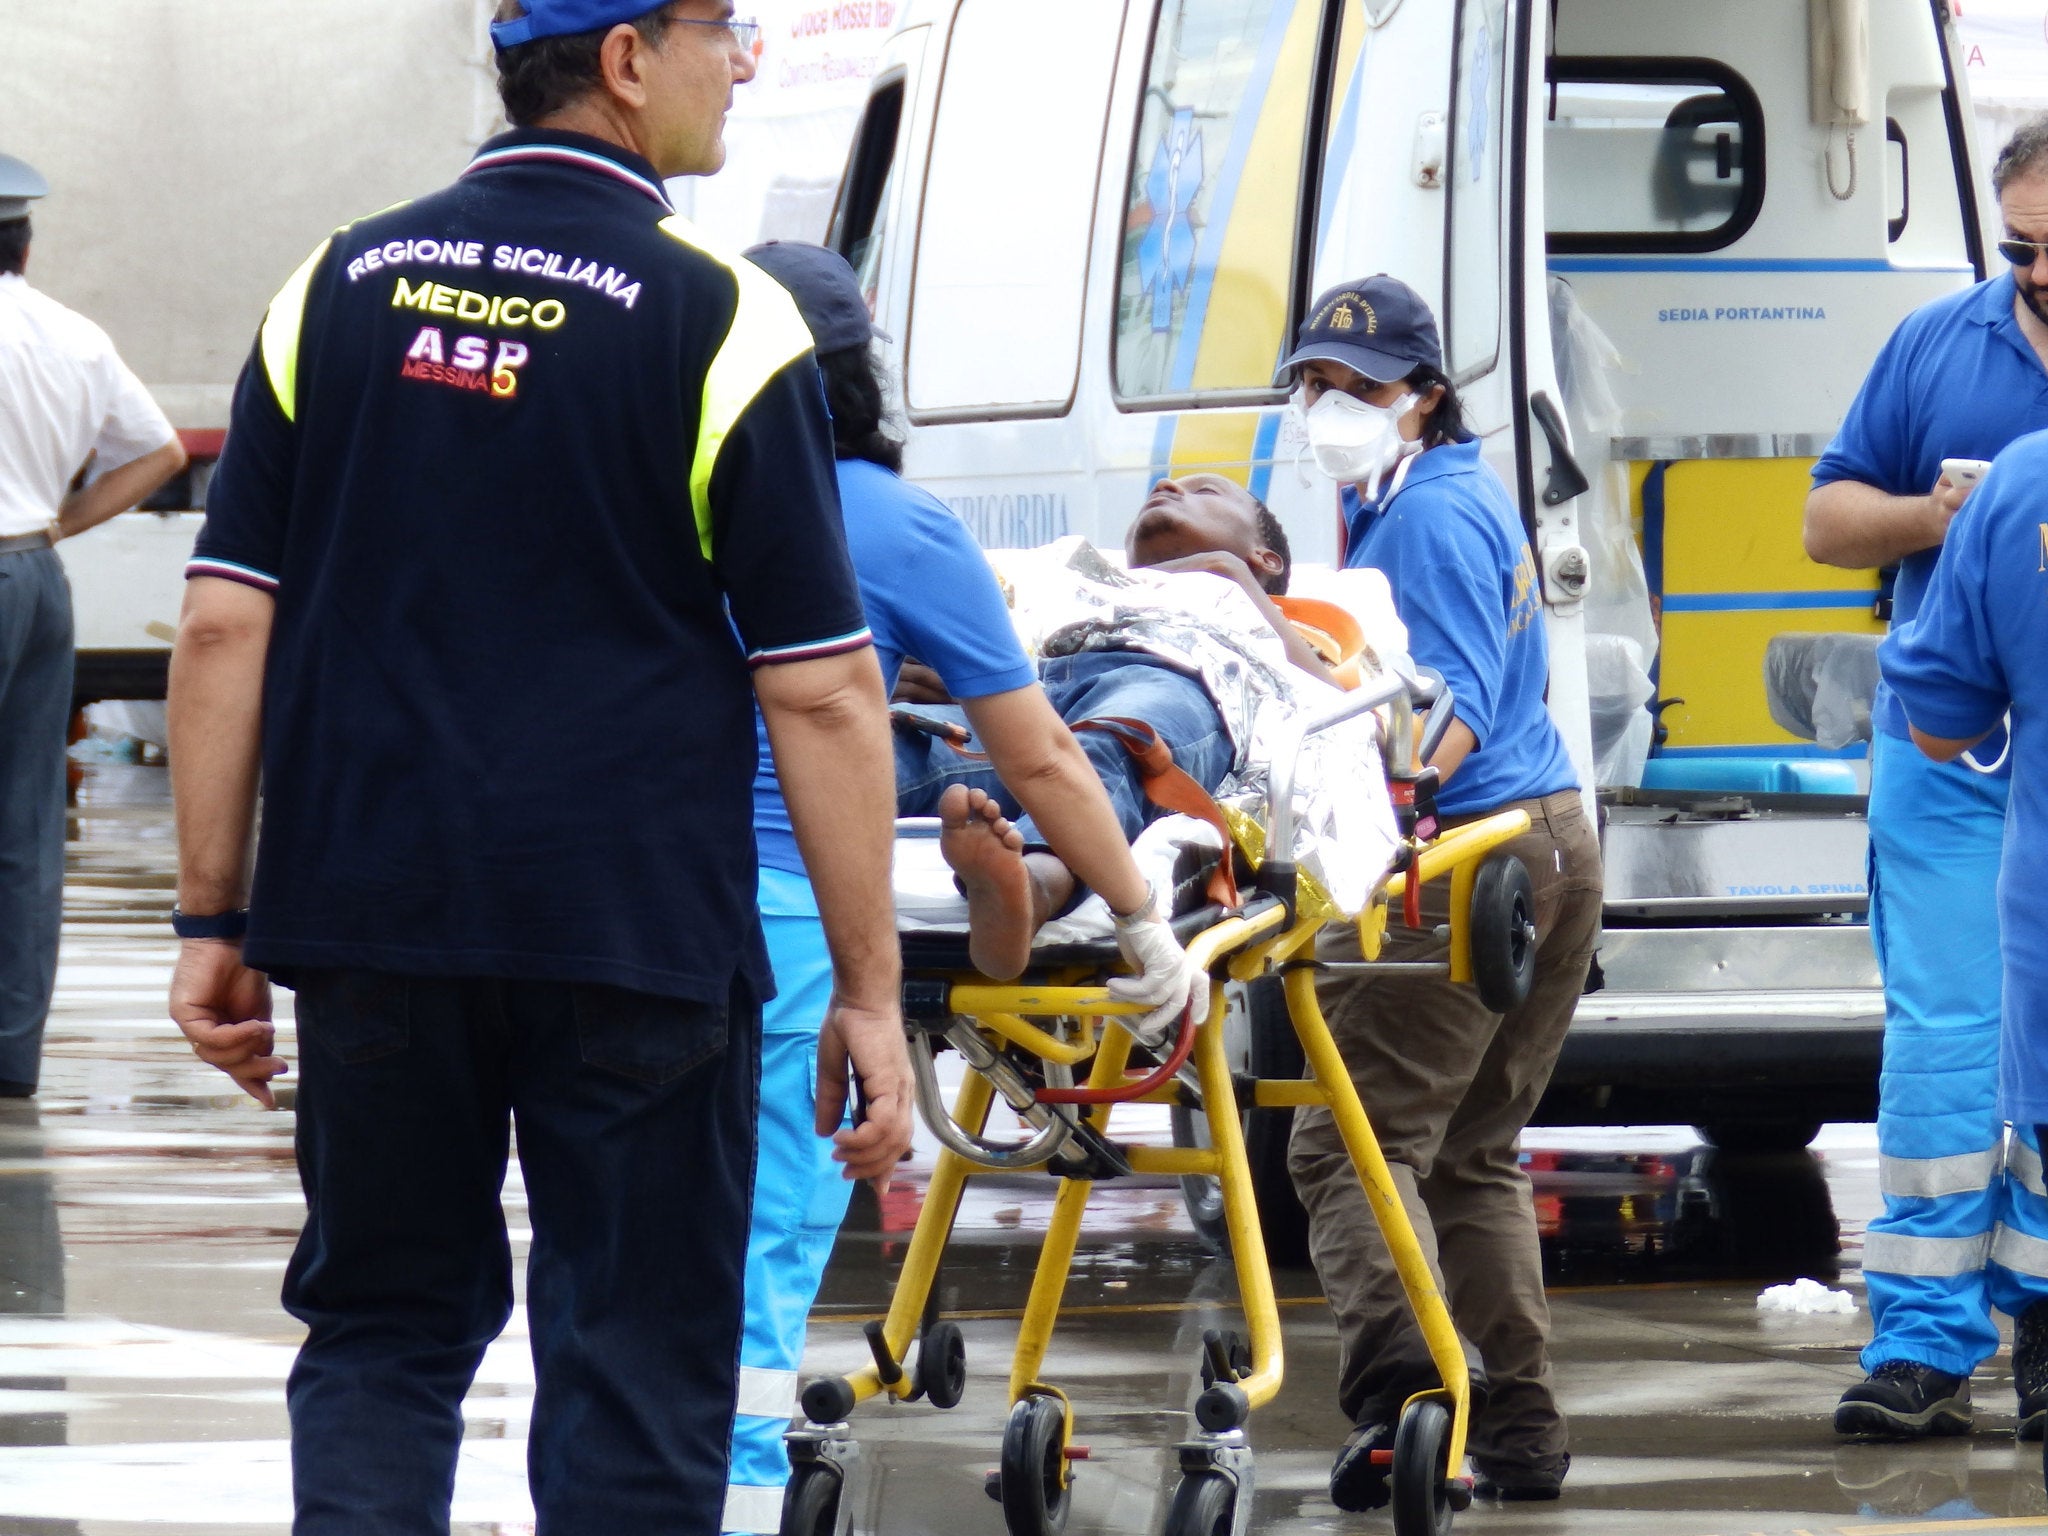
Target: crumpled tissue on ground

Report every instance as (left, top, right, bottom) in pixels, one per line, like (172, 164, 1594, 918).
(1756, 1278, 1857, 1314)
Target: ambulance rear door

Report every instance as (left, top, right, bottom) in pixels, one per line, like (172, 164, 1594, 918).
(1310, 0, 1599, 787)
(832, 0, 1138, 548)
(848, 0, 1443, 564)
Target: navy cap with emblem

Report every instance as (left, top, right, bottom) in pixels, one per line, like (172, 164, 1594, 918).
(1276, 275, 1442, 386)
(0, 154, 48, 225)
(743, 241, 879, 356)
(490, 0, 674, 48)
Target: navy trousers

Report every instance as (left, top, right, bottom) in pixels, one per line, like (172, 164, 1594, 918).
(0, 546, 72, 1090)
(284, 970, 761, 1535)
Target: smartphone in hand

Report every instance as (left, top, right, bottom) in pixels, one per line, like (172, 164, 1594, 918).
(1941, 456, 1994, 491)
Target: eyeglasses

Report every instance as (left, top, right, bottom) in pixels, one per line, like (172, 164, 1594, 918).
(671, 15, 760, 52)
(1997, 237, 2048, 267)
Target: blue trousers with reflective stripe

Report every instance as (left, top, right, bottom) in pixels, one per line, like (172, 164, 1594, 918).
(725, 868, 856, 1535)
(1863, 731, 2046, 1376)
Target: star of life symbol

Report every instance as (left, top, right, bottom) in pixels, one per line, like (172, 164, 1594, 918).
(1138, 106, 1204, 334)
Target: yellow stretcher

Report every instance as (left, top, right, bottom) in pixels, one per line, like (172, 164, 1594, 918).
(783, 670, 1540, 1536)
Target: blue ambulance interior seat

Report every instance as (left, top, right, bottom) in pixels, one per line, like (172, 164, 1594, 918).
(1640, 757, 1861, 795)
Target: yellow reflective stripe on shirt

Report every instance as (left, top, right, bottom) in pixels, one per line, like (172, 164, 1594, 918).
(259, 237, 334, 424)
(656, 215, 817, 562)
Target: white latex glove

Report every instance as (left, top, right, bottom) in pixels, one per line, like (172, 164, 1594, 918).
(1107, 894, 1210, 1049)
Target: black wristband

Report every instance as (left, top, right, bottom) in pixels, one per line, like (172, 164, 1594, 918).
(171, 906, 249, 941)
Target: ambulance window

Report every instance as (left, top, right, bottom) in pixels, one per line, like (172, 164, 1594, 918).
(905, 0, 1122, 417)
(1545, 60, 1765, 253)
(1114, 0, 1317, 403)
(831, 80, 904, 292)
(1445, 0, 1509, 382)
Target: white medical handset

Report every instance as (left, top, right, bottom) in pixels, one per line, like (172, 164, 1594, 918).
(1940, 457, 1993, 491)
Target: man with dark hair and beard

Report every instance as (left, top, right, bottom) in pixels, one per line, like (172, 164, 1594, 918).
(1805, 116, 2048, 1442)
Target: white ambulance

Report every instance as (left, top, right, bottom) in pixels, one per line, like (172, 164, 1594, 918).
(829, 0, 1992, 1171)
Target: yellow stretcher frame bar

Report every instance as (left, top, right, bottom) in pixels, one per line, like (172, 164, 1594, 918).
(831, 809, 1535, 1485)
(1382, 810, 1530, 983)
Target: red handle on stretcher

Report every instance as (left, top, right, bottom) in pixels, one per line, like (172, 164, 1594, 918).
(1033, 1002, 1197, 1105)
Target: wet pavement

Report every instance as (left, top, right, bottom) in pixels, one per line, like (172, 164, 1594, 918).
(5, 764, 2046, 1534)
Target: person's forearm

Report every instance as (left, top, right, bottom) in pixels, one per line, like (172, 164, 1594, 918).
(167, 582, 271, 912)
(963, 692, 1151, 915)
(1427, 717, 1478, 785)
(1910, 723, 1989, 763)
(761, 655, 901, 1011)
(1003, 741, 1153, 913)
(1803, 479, 1941, 570)
(57, 440, 187, 541)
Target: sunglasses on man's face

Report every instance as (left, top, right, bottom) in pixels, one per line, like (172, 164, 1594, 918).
(1998, 237, 2048, 267)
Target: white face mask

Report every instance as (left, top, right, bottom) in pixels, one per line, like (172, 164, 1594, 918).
(1297, 387, 1419, 490)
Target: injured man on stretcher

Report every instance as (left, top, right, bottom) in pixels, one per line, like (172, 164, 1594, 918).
(895, 472, 1405, 998)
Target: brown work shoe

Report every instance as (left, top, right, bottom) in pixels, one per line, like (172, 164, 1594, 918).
(1472, 1451, 1569, 1501)
(1328, 1419, 1396, 1512)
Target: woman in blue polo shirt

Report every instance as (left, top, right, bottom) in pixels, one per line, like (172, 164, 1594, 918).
(1280, 277, 1602, 1510)
(723, 242, 1201, 1535)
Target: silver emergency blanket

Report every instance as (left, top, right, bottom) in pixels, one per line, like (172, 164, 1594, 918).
(982, 537, 1401, 917)
(1765, 631, 1882, 749)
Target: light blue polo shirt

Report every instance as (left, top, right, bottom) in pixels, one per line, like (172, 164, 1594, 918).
(1342, 438, 1579, 816)
(1879, 430, 2048, 1122)
(752, 457, 1037, 876)
(1814, 273, 2048, 750)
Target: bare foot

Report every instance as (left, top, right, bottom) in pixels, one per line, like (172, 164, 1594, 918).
(939, 784, 1044, 980)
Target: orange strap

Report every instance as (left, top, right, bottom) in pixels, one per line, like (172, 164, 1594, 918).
(1273, 594, 1367, 689)
(1071, 716, 1240, 909)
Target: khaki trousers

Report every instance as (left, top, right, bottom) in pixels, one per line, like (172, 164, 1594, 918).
(1287, 788, 1602, 1476)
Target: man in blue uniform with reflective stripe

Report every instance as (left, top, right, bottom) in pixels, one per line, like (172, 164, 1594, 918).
(1806, 118, 2048, 1438)
(164, 6, 912, 1532)
(1881, 432, 2048, 1371)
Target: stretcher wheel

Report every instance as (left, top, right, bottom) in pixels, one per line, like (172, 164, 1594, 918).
(919, 1320, 968, 1410)
(1162, 1469, 1235, 1536)
(1468, 854, 1537, 1013)
(999, 1393, 1071, 1536)
(1390, 1399, 1455, 1536)
(780, 1461, 842, 1536)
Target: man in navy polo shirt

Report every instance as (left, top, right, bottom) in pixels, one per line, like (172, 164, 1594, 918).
(164, 5, 911, 1532)
(1807, 118, 2048, 1439)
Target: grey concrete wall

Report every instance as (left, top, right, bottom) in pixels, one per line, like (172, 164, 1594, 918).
(0, 0, 504, 425)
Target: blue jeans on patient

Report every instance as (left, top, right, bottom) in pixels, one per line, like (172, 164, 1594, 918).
(894, 650, 1233, 847)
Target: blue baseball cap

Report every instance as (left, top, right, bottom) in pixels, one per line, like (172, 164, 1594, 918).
(744, 241, 879, 355)
(1276, 275, 1442, 386)
(490, 0, 668, 49)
